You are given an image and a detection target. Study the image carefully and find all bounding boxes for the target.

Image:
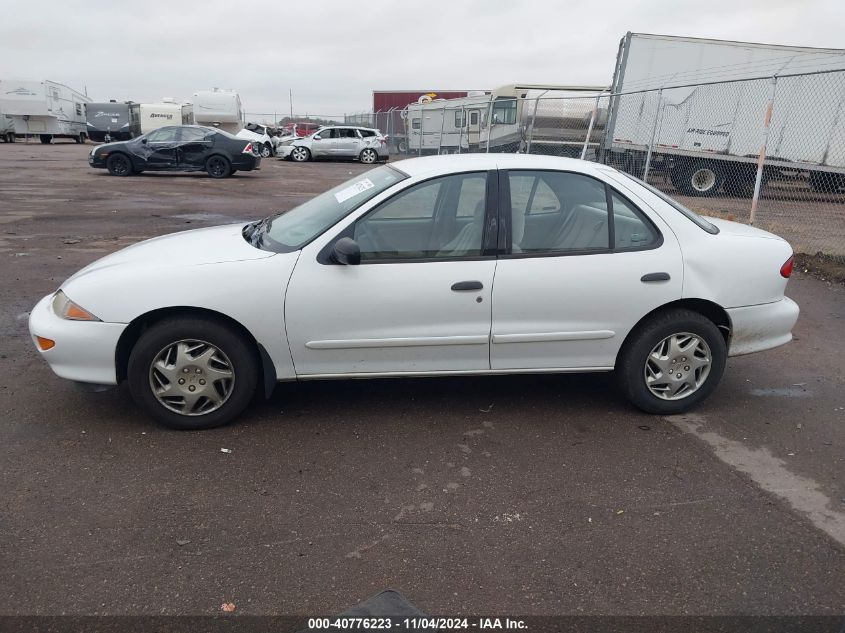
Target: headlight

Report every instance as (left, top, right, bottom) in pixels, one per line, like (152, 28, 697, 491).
(52, 290, 100, 321)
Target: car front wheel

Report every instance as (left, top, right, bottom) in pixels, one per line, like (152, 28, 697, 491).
(106, 153, 133, 176)
(616, 309, 726, 415)
(127, 317, 259, 430)
(260, 142, 272, 158)
(290, 146, 311, 162)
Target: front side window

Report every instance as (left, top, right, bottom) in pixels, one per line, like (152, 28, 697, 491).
(260, 165, 407, 252)
(509, 171, 608, 254)
(316, 128, 337, 139)
(353, 172, 488, 261)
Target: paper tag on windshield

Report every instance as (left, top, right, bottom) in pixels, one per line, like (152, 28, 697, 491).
(334, 178, 375, 203)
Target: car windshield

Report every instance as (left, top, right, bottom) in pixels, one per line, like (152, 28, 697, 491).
(251, 165, 407, 252)
(618, 172, 720, 234)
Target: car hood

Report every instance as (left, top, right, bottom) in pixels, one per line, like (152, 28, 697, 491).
(707, 217, 785, 241)
(65, 223, 274, 284)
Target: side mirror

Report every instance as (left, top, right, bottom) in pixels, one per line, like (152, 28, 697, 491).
(140, 138, 147, 144)
(331, 237, 361, 265)
(313, 135, 322, 141)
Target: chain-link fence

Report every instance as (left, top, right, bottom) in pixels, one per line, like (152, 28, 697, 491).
(346, 70, 845, 261)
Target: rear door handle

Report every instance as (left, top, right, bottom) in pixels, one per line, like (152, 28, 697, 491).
(451, 280, 483, 291)
(641, 272, 671, 283)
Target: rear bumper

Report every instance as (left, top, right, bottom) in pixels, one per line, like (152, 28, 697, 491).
(727, 297, 799, 356)
(28, 293, 126, 385)
(232, 155, 261, 171)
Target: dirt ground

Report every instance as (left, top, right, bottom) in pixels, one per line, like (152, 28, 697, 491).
(1, 142, 844, 619)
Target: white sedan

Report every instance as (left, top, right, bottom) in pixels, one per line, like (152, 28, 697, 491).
(29, 155, 799, 430)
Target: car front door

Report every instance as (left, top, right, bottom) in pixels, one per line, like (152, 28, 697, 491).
(176, 127, 214, 168)
(336, 128, 361, 157)
(310, 128, 337, 157)
(490, 169, 683, 370)
(139, 126, 180, 169)
(285, 170, 497, 376)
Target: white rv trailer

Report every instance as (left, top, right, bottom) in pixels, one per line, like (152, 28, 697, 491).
(603, 33, 845, 194)
(192, 88, 243, 134)
(0, 79, 91, 143)
(404, 92, 491, 153)
(406, 85, 608, 155)
(138, 101, 193, 134)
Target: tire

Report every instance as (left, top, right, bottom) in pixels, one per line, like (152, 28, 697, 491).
(75, 133, 84, 144)
(127, 317, 259, 430)
(106, 153, 133, 176)
(39, 135, 52, 144)
(616, 308, 727, 415)
(290, 146, 311, 162)
(260, 142, 272, 158)
(205, 155, 231, 178)
(359, 148, 378, 164)
(670, 160, 725, 197)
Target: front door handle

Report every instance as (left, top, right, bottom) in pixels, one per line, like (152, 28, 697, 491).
(641, 272, 671, 283)
(451, 280, 483, 291)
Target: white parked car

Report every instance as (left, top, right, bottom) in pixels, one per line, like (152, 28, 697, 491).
(285, 126, 389, 164)
(29, 155, 799, 430)
(236, 122, 278, 158)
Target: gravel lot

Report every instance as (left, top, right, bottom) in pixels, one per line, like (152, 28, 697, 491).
(1, 142, 844, 617)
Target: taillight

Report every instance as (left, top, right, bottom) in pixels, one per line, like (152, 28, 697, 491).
(780, 255, 794, 278)
(243, 142, 253, 154)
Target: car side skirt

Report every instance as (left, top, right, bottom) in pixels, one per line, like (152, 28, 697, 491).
(289, 366, 614, 381)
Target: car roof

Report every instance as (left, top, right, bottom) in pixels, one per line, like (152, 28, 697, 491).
(389, 153, 617, 178)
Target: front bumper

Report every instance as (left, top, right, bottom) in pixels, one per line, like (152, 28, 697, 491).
(28, 293, 127, 385)
(276, 145, 295, 159)
(727, 296, 799, 356)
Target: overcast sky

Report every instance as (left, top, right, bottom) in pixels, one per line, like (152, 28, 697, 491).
(2, 0, 843, 120)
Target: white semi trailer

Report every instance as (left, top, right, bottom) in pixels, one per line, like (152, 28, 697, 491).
(603, 33, 845, 195)
(0, 79, 91, 143)
(192, 88, 243, 134)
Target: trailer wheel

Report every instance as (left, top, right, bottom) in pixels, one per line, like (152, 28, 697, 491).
(670, 159, 724, 197)
(39, 135, 52, 144)
(75, 133, 85, 144)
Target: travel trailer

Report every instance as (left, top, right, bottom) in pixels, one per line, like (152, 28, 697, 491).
(85, 101, 141, 142)
(0, 79, 91, 143)
(603, 32, 845, 194)
(405, 85, 608, 155)
(138, 101, 193, 134)
(192, 88, 243, 134)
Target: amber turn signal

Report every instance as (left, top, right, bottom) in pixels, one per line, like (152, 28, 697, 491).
(36, 336, 55, 351)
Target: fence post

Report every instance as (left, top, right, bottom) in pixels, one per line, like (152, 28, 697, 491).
(642, 88, 663, 181)
(526, 97, 540, 154)
(457, 105, 465, 154)
(485, 96, 494, 153)
(439, 103, 447, 154)
(581, 92, 604, 160)
(750, 76, 779, 226)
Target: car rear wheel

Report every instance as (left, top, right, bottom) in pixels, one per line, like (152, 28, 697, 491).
(127, 317, 259, 430)
(290, 146, 311, 162)
(616, 309, 726, 415)
(359, 148, 378, 164)
(106, 153, 133, 176)
(205, 155, 232, 178)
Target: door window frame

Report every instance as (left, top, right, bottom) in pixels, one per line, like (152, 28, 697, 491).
(497, 169, 663, 259)
(318, 170, 500, 265)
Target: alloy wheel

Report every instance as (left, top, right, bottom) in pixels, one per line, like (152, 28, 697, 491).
(643, 332, 712, 401)
(148, 340, 235, 416)
(360, 149, 377, 164)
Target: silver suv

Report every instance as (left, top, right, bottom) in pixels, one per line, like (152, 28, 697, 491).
(284, 126, 389, 164)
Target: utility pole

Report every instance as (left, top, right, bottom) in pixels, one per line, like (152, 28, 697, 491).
(289, 89, 294, 120)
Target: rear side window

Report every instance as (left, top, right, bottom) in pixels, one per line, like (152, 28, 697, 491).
(619, 172, 719, 234)
(359, 129, 376, 137)
(611, 192, 658, 249)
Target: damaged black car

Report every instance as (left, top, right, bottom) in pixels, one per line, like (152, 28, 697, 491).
(88, 125, 261, 178)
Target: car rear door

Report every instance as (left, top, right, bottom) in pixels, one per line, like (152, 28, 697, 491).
(490, 168, 683, 371)
(176, 127, 214, 168)
(336, 128, 361, 157)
